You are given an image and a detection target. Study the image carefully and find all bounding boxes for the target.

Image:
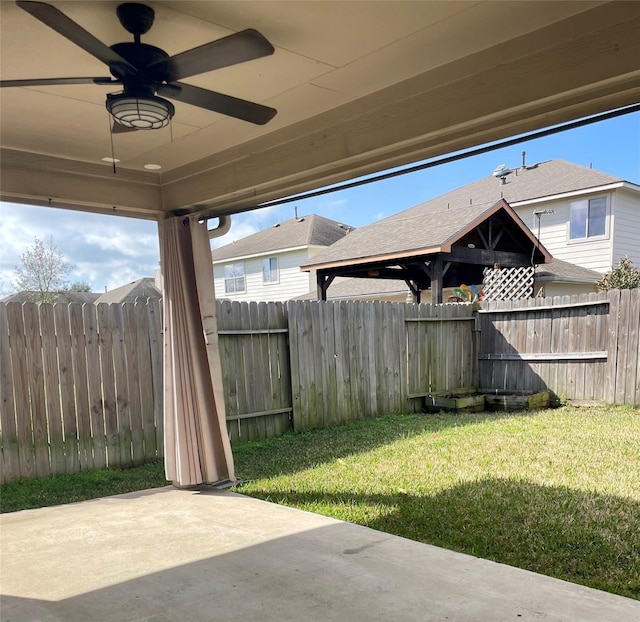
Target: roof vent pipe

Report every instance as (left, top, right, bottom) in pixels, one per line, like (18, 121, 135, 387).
(522, 150, 526, 168)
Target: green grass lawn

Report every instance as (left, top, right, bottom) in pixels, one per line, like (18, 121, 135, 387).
(1, 406, 638, 599)
(232, 407, 640, 600)
(0, 460, 169, 513)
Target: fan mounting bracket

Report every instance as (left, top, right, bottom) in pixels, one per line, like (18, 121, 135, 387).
(116, 3, 155, 38)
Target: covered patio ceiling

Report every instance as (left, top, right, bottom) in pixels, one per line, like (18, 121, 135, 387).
(1, 1, 639, 222)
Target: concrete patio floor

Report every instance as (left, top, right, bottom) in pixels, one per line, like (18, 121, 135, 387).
(1, 487, 638, 622)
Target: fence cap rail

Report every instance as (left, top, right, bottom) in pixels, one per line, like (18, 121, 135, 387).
(479, 299, 609, 314)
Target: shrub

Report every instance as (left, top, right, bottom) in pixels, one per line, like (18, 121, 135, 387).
(597, 256, 640, 291)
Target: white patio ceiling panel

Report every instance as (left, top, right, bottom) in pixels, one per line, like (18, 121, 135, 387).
(0, 1, 638, 219)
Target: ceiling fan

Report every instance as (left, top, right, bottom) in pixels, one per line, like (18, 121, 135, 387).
(0, 1, 278, 132)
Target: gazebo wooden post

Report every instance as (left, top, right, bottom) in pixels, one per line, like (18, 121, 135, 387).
(431, 254, 443, 304)
(316, 272, 335, 300)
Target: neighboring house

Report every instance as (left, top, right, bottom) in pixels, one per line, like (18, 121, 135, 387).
(210, 214, 353, 302)
(533, 258, 602, 298)
(94, 278, 162, 304)
(301, 159, 639, 301)
(492, 159, 639, 273)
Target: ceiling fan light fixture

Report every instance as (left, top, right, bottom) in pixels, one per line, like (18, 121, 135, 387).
(107, 93, 174, 129)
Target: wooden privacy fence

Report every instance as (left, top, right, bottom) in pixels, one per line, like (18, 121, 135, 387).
(2, 290, 638, 483)
(213, 299, 474, 438)
(287, 300, 476, 431)
(0, 300, 163, 484)
(478, 289, 640, 405)
(217, 300, 292, 444)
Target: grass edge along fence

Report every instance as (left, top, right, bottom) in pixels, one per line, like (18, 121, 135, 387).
(1, 288, 639, 483)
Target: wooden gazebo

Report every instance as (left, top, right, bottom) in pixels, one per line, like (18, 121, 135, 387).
(302, 199, 552, 304)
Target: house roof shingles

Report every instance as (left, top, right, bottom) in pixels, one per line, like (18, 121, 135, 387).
(535, 258, 601, 283)
(94, 278, 161, 304)
(210, 214, 353, 262)
(1, 291, 100, 303)
(303, 159, 624, 269)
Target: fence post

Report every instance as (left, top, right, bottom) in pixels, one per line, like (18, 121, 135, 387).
(605, 290, 621, 404)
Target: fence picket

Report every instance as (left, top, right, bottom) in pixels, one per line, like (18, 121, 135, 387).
(97, 303, 120, 467)
(6, 303, 35, 480)
(148, 299, 163, 457)
(287, 300, 304, 432)
(615, 289, 631, 405)
(69, 303, 93, 471)
(0, 304, 19, 482)
(122, 303, 144, 465)
(83, 304, 106, 469)
(54, 303, 80, 474)
(135, 301, 157, 459)
(22, 303, 49, 477)
(37, 304, 65, 475)
(338, 301, 354, 422)
(629, 289, 640, 407)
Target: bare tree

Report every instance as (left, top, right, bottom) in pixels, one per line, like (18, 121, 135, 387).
(14, 236, 74, 302)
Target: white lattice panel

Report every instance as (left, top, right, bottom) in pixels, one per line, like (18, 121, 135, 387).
(483, 266, 534, 301)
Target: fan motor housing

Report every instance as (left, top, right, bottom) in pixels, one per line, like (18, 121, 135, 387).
(109, 42, 169, 78)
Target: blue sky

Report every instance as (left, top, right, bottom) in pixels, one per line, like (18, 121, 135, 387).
(1, 111, 638, 295)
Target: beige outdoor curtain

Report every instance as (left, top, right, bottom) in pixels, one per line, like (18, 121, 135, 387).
(159, 215, 235, 487)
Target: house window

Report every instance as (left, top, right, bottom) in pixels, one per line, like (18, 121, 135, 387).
(569, 197, 606, 240)
(262, 257, 279, 283)
(224, 263, 245, 293)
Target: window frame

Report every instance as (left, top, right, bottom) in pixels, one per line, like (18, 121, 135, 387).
(223, 262, 246, 294)
(262, 256, 279, 284)
(568, 196, 608, 243)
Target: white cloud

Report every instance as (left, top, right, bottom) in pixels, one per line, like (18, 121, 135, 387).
(1, 203, 159, 294)
(83, 230, 159, 258)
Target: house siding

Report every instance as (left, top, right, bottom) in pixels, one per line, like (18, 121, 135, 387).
(214, 248, 314, 301)
(611, 188, 640, 268)
(534, 281, 598, 298)
(513, 192, 615, 273)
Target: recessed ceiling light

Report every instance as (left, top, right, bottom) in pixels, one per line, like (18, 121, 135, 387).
(102, 157, 120, 163)
(144, 163, 162, 170)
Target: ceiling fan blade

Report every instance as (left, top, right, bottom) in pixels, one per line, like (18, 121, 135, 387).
(17, 1, 136, 76)
(0, 76, 117, 87)
(147, 29, 274, 83)
(111, 122, 139, 134)
(158, 82, 277, 126)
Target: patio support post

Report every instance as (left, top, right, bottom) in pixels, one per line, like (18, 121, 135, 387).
(157, 215, 235, 487)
